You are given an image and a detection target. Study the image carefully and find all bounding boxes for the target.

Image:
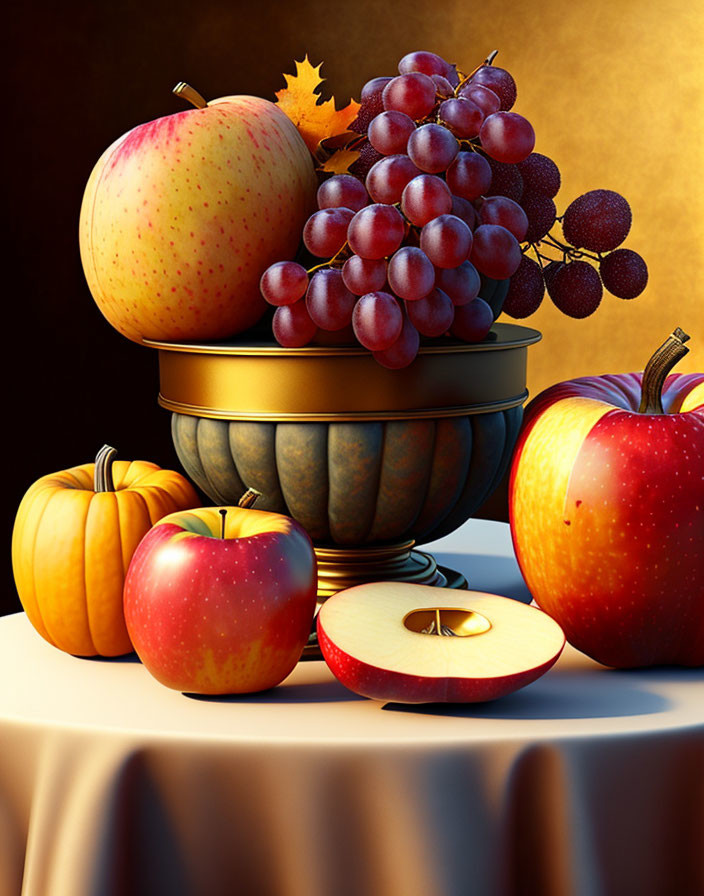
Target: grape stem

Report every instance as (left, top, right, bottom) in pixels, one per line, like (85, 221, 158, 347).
(536, 233, 601, 263)
(307, 241, 352, 274)
(455, 49, 499, 94)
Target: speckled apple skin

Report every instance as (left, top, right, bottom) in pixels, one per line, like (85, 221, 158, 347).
(510, 372, 704, 668)
(317, 617, 561, 704)
(123, 514, 317, 693)
(79, 95, 317, 343)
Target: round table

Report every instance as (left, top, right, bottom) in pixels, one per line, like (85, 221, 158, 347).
(1, 520, 702, 896)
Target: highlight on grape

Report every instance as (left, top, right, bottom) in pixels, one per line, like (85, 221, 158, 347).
(260, 49, 648, 367)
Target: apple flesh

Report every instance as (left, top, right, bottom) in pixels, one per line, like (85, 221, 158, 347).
(510, 336, 704, 668)
(124, 506, 317, 694)
(317, 582, 565, 703)
(80, 90, 317, 344)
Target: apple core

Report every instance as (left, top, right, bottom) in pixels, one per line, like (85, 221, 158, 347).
(403, 608, 492, 637)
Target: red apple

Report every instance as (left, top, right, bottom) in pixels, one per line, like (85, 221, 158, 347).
(123, 504, 317, 693)
(79, 82, 317, 344)
(317, 582, 565, 703)
(510, 329, 704, 667)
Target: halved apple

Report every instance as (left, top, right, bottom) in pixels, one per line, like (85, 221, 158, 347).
(317, 582, 565, 703)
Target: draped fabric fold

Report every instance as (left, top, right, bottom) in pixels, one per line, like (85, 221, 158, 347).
(2, 519, 702, 896)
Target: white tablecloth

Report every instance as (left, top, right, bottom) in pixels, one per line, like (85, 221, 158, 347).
(1, 520, 702, 896)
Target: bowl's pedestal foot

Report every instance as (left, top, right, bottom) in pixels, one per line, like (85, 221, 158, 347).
(302, 541, 468, 660)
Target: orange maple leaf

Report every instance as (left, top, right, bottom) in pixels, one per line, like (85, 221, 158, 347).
(275, 56, 360, 155)
(320, 148, 361, 175)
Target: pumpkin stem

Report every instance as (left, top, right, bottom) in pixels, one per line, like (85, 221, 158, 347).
(238, 488, 262, 509)
(219, 508, 227, 539)
(94, 445, 118, 492)
(173, 82, 208, 109)
(638, 328, 690, 414)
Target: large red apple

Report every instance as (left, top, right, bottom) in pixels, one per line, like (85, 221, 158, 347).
(123, 502, 317, 693)
(318, 582, 565, 703)
(510, 329, 704, 667)
(79, 82, 317, 344)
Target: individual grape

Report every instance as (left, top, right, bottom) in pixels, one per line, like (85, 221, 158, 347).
(347, 204, 406, 259)
(352, 291, 403, 350)
(398, 50, 451, 78)
(479, 112, 535, 164)
(562, 190, 632, 252)
(516, 153, 561, 198)
(599, 249, 648, 299)
(486, 158, 524, 202)
(520, 191, 557, 243)
(458, 83, 500, 117)
(350, 77, 394, 133)
(469, 65, 517, 110)
(477, 195, 528, 241)
(548, 260, 603, 318)
(407, 123, 459, 173)
(349, 103, 379, 135)
(542, 260, 564, 292)
(368, 110, 416, 155)
(470, 224, 522, 279)
(317, 175, 369, 212)
(446, 152, 492, 201)
(401, 174, 453, 226)
(420, 214, 473, 268)
(435, 261, 481, 305)
(342, 255, 388, 295)
(406, 287, 455, 336)
(438, 98, 484, 139)
(303, 208, 354, 258)
(431, 74, 455, 97)
(502, 255, 545, 318)
(372, 315, 420, 368)
(366, 154, 421, 204)
(306, 268, 357, 330)
(382, 72, 437, 120)
(450, 195, 477, 230)
(450, 297, 494, 342)
(349, 140, 385, 178)
(387, 246, 435, 300)
(260, 261, 308, 306)
(272, 300, 317, 347)
(361, 76, 394, 103)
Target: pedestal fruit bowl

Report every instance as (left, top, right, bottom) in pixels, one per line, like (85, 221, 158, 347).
(147, 318, 540, 604)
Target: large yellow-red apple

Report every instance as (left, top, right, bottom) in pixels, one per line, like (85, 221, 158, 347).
(123, 502, 317, 693)
(79, 83, 317, 343)
(509, 329, 704, 668)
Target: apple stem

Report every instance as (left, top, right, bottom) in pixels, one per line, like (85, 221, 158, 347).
(638, 328, 690, 414)
(219, 508, 227, 539)
(173, 82, 208, 110)
(94, 445, 117, 493)
(238, 488, 262, 509)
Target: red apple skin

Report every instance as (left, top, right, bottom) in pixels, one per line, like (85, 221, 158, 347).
(80, 95, 317, 344)
(123, 507, 317, 693)
(317, 616, 561, 704)
(510, 372, 704, 668)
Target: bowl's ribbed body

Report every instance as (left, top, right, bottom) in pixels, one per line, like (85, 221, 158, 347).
(149, 322, 541, 549)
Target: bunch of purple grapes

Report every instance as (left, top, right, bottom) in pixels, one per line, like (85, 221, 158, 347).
(503, 187, 649, 320)
(261, 49, 648, 366)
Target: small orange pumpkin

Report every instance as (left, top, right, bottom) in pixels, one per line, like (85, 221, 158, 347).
(11, 445, 200, 656)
